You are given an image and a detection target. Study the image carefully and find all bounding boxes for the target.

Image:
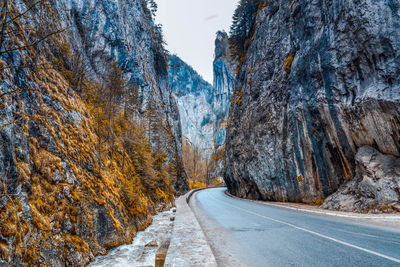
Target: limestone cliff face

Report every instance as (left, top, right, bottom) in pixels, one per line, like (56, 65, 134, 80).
(213, 31, 236, 149)
(225, 0, 400, 207)
(0, 0, 187, 265)
(169, 33, 236, 158)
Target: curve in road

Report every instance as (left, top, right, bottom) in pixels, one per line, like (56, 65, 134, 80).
(190, 188, 400, 267)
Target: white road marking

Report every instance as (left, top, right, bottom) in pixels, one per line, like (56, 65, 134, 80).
(257, 203, 400, 220)
(226, 190, 400, 220)
(334, 228, 400, 245)
(205, 190, 400, 264)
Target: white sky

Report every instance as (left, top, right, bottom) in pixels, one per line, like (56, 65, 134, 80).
(155, 0, 238, 84)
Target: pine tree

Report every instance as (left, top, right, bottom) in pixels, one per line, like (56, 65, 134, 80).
(145, 88, 161, 145)
(147, 0, 158, 18)
(103, 61, 127, 119)
(152, 24, 168, 75)
(105, 62, 128, 152)
(229, 0, 260, 60)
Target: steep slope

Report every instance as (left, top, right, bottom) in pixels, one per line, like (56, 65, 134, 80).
(169, 32, 235, 155)
(225, 0, 400, 211)
(61, 0, 188, 195)
(169, 55, 214, 152)
(0, 0, 187, 265)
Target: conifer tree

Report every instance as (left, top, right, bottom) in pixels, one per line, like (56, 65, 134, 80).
(145, 88, 161, 144)
(147, 0, 158, 18)
(229, 0, 260, 60)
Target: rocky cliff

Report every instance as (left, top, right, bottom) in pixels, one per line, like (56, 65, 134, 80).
(212, 31, 236, 150)
(321, 146, 400, 213)
(169, 55, 214, 152)
(0, 0, 187, 265)
(225, 0, 400, 211)
(168, 32, 235, 157)
(60, 0, 188, 195)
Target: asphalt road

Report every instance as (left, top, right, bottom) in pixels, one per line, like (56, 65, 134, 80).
(190, 187, 400, 267)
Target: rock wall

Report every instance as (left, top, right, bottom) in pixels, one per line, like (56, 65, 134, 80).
(168, 32, 235, 158)
(0, 0, 187, 265)
(212, 31, 236, 149)
(225, 0, 400, 206)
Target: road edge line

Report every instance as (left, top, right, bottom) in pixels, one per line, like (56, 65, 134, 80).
(224, 190, 400, 220)
(217, 193, 400, 264)
(186, 187, 226, 265)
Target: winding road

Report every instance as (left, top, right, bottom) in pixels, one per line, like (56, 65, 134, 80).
(190, 188, 400, 267)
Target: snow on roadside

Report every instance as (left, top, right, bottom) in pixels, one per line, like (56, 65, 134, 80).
(89, 209, 174, 267)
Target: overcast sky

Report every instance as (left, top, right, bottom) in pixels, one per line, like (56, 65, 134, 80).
(155, 0, 238, 84)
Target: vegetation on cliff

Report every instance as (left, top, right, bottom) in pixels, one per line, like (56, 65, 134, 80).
(229, 0, 262, 62)
(0, 0, 186, 265)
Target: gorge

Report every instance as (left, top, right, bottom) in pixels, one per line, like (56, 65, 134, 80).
(1, 0, 400, 265)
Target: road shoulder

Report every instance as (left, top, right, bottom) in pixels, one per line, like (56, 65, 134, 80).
(189, 189, 248, 267)
(165, 192, 217, 267)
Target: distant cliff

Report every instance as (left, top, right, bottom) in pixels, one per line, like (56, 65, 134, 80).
(225, 0, 400, 212)
(213, 31, 236, 150)
(0, 0, 187, 265)
(168, 32, 236, 155)
(168, 33, 235, 178)
(211, 31, 236, 176)
(169, 55, 214, 152)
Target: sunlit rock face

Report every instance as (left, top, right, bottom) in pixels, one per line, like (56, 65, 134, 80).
(212, 31, 236, 149)
(225, 0, 400, 209)
(169, 55, 214, 152)
(0, 0, 187, 265)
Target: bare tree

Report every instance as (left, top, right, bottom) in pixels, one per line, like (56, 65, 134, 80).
(0, 0, 65, 69)
(0, 0, 67, 131)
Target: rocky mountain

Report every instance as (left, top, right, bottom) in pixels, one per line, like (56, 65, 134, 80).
(61, 0, 188, 194)
(0, 0, 187, 265)
(225, 0, 400, 212)
(169, 55, 214, 152)
(212, 31, 236, 150)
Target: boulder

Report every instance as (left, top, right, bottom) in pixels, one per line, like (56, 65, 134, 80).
(322, 146, 400, 213)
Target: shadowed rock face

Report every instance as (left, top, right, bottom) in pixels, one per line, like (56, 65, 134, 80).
(225, 0, 400, 205)
(212, 31, 236, 177)
(322, 146, 400, 213)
